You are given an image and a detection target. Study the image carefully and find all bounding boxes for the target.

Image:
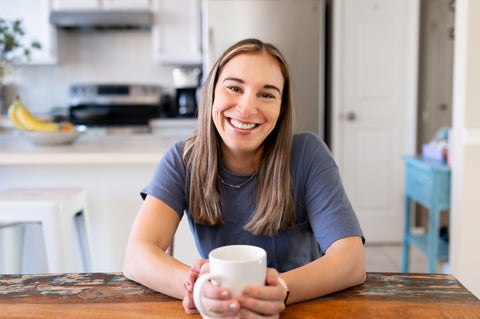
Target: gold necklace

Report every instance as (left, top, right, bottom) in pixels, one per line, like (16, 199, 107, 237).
(218, 174, 256, 189)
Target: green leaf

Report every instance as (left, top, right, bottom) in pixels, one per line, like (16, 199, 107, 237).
(31, 41, 41, 49)
(0, 18, 41, 64)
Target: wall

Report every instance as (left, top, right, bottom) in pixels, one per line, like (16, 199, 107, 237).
(450, 0, 480, 298)
(417, 0, 454, 148)
(6, 29, 176, 113)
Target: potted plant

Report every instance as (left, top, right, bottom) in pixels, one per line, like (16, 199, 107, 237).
(0, 18, 41, 82)
(0, 18, 41, 111)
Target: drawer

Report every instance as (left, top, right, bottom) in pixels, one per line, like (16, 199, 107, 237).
(432, 171, 451, 209)
(405, 164, 433, 205)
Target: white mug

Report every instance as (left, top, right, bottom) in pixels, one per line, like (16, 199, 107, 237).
(193, 245, 267, 318)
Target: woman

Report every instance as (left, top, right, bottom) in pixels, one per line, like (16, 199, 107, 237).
(123, 38, 366, 318)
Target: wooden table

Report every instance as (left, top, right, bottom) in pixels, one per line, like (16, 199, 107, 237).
(0, 272, 478, 318)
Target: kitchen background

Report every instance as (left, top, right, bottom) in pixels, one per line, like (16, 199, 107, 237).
(1, 0, 479, 298)
(6, 30, 175, 112)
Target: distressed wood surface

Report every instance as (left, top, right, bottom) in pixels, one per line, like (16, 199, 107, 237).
(0, 273, 478, 318)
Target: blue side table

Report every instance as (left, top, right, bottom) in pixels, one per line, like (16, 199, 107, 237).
(402, 156, 451, 273)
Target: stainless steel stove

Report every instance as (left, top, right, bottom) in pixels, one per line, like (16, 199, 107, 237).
(68, 84, 174, 128)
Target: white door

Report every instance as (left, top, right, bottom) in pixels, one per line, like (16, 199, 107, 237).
(331, 0, 419, 242)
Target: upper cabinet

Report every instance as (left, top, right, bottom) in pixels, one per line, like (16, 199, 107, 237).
(0, 0, 201, 66)
(50, 0, 201, 65)
(102, 0, 152, 10)
(2, 0, 57, 64)
(51, 0, 152, 10)
(151, 0, 202, 65)
(51, 0, 101, 10)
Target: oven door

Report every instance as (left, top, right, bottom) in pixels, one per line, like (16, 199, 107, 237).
(69, 104, 162, 126)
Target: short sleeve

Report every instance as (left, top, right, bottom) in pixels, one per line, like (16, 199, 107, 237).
(293, 133, 364, 253)
(141, 140, 188, 218)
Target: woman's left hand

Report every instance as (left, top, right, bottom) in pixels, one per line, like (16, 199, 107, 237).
(236, 268, 287, 318)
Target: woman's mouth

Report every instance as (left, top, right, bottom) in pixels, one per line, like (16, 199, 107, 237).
(229, 118, 257, 130)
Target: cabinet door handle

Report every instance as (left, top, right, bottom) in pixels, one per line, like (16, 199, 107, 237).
(345, 112, 356, 121)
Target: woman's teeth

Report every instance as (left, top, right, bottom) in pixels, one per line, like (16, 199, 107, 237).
(229, 119, 256, 129)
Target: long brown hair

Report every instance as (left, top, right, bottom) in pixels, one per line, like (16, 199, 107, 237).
(183, 38, 294, 236)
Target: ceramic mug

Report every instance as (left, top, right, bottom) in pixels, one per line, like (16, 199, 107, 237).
(193, 245, 267, 317)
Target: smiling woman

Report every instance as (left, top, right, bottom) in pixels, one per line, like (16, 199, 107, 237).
(212, 53, 284, 172)
(123, 38, 365, 318)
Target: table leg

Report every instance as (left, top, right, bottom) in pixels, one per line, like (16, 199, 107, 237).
(402, 196, 411, 272)
(427, 205, 440, 273)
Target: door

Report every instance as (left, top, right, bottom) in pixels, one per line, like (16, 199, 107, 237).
(331, 0, 419, 242)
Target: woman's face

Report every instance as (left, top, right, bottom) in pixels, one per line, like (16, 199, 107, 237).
(212, 52, 284, 157)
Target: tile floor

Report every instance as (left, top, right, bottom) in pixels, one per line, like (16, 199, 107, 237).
(364, 243, 449, 274)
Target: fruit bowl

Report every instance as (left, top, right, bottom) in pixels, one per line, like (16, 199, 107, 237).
(19, 125, 87, 146)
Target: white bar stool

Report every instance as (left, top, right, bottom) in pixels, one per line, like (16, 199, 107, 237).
(0, 188, 94, 273)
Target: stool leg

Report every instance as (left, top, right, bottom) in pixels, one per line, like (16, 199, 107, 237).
(41, 215, 76, 273)
(1, 225, 25, 274)
(22, 223, 48, 274)
(427, 206, 440, 273)
(73, 191, 94, 272)
(75, 211, 94, 272)
(402, 196, 411, 272)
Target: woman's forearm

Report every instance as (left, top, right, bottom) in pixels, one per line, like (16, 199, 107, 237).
(123, 196, 189, 299)
(280, 236, 366, 304)
(123, 240, 190, 299)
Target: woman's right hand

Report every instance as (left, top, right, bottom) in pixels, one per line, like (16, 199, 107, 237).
(188, 260, 240, 318)
(183, 258, 208, 314)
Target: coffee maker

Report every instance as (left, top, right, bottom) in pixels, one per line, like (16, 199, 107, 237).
(173, 67, 201, 117)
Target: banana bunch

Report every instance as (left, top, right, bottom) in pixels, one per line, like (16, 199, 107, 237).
(8, 97, 74, 132)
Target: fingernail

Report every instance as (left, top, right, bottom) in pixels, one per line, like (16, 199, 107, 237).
(237, 296, 245, 305)
(230, 302, 239, 310)
(221, 290, 229, 298)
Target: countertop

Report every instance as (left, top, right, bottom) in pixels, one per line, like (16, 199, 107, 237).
(0, 131, 182, 165)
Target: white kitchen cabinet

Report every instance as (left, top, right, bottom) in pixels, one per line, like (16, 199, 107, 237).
(51, 0, 151, 10)
(51, 0, 100, 10)
(151, 0, 202, 65)
(1, 0, 57, 64)
(102, 0, 152, 10)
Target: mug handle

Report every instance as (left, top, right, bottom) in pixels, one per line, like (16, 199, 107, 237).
(193, 273, 232, 318)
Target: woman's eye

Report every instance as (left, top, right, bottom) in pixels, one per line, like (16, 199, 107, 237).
(227, 86, 241, 93)
(260, 92, 275, 99)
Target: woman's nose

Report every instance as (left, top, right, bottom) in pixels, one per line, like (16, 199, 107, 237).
(236, 93, 258, 116)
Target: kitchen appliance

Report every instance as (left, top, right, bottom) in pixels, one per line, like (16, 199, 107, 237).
(68, 84, 170, 129)
(173, 68, 201, 117)
(203, 0, 325, 136)
(50, 10, 153, 30)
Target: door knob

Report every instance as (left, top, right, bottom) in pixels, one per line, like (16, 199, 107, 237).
(345, 112, 356, 121)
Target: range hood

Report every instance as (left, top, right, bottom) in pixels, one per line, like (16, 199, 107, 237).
(50, 10, 153, 30)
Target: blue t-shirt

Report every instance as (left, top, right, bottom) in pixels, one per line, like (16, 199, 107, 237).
(141, 132, 364, 272)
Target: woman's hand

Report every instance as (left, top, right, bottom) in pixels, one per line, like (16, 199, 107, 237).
(182, 258, 208, 314)
(186, 262, 287, 318)
(236, 268, 287, 318)
(183, 258, 241, 318)
(194, 261, 241, 318)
